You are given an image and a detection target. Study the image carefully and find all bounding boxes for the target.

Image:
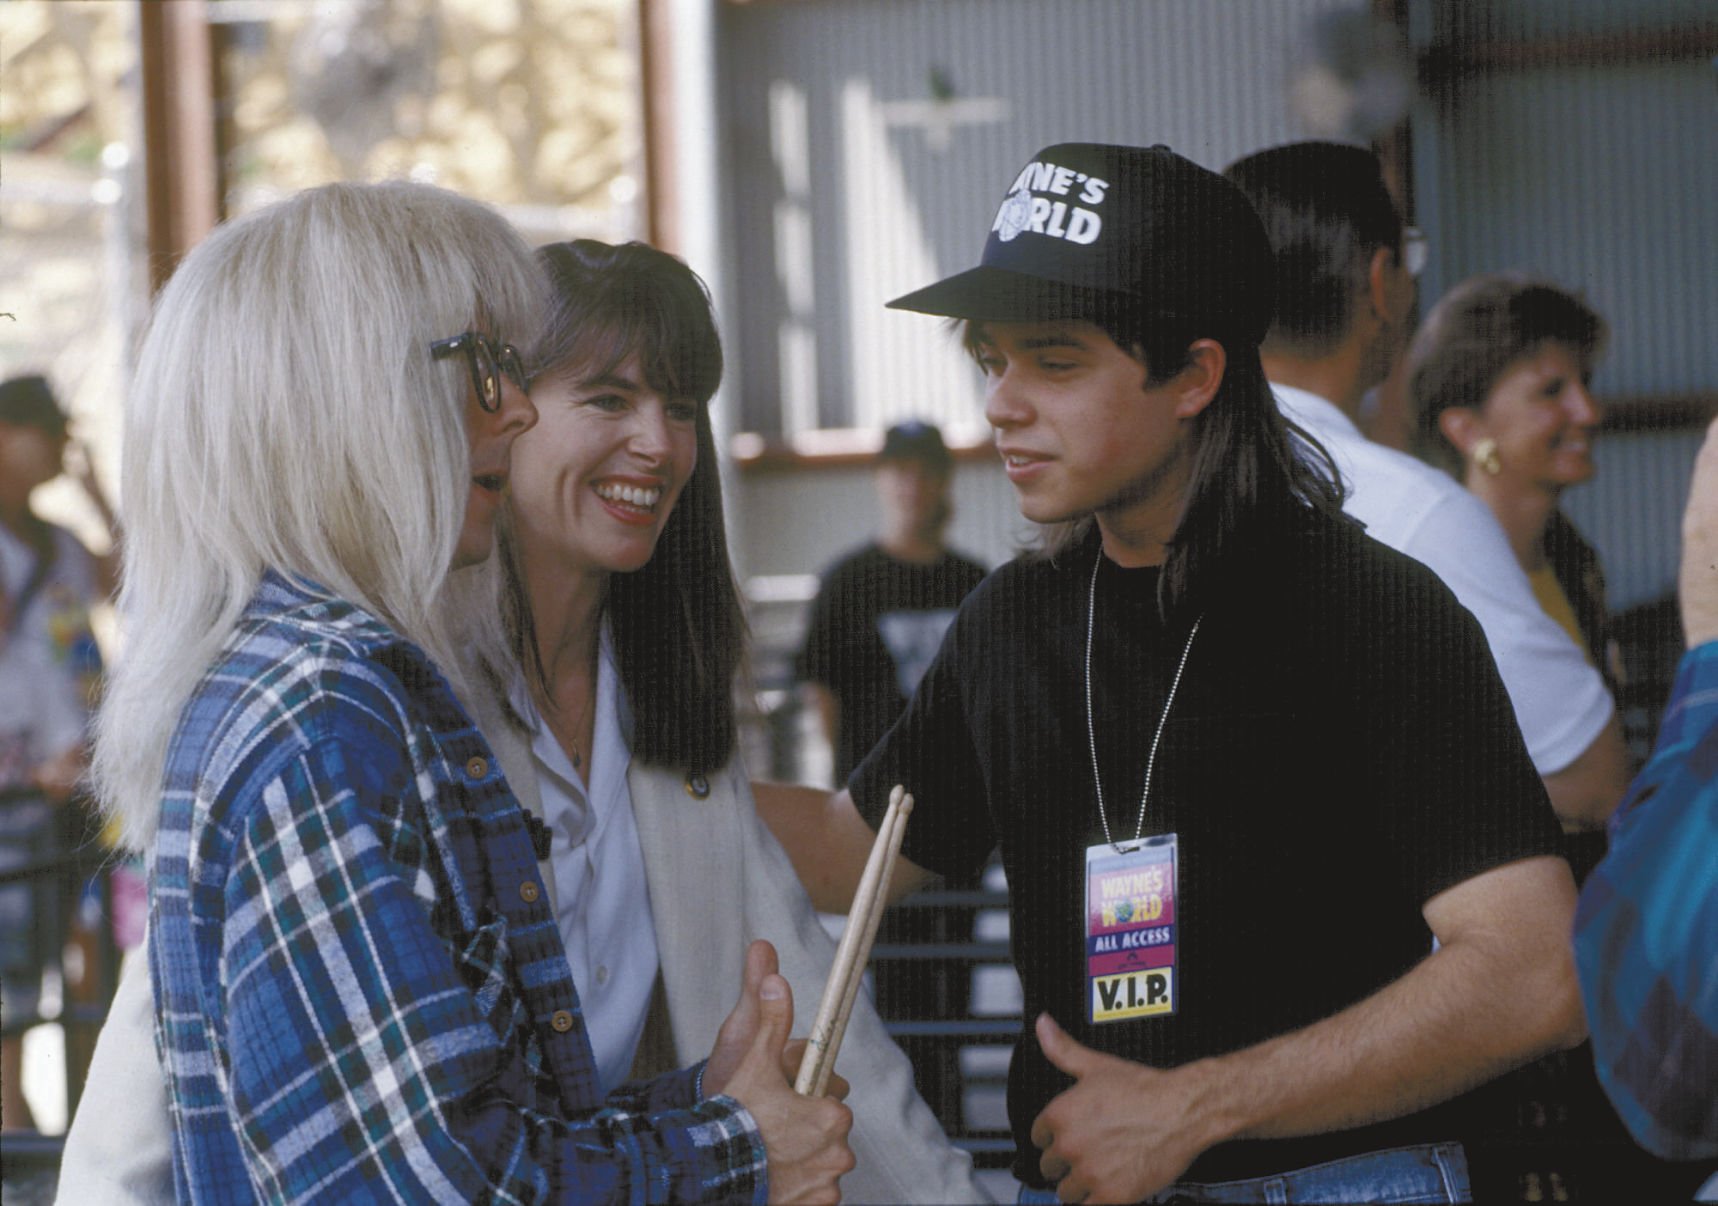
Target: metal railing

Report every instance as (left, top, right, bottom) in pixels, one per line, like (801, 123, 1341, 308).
(0, 786, 122, 1183)
(872, 878, 1021, 1169)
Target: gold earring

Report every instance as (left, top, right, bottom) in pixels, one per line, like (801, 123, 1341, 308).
(1472, 437, 1501, 477)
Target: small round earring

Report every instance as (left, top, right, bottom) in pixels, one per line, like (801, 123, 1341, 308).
(1471, 437, 1502, 477)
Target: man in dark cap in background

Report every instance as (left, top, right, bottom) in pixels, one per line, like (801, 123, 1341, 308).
(796, 418, 988, 1123)
(762, 142, 1585, 1203)
(798, 419, 988, 784)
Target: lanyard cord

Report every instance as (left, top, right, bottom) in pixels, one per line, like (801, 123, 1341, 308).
(1084, 543, 1203, 854)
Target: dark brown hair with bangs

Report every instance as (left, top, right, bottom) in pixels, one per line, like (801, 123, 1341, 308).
(502, 239, 746, 776)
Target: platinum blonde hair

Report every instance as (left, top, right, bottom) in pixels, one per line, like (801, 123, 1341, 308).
(94, 180, 543, 853)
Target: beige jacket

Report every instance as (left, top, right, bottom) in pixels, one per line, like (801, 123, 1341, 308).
(57, 723, 988, 1204)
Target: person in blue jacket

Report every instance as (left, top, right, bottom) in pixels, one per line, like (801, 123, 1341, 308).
(1574, 415, 1718, 1176)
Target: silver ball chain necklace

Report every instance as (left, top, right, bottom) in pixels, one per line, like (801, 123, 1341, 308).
(1083, 542, 1204, 855)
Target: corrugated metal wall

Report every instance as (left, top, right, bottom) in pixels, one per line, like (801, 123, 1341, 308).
(718, 0, 1717, 610)
(720, 0, 1358, 437)
(1408, 0, 1718, 608)
(1564, 431, 1703, 613)
(1413, 61, 1718, 399)
(1427, 0, 1717, 43)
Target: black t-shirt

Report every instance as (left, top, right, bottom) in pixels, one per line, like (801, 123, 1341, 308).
(850, 510, 1564, 1186)
(797, 543, 989, 780)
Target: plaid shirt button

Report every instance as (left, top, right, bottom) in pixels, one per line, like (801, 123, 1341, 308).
(519, 881, 540, 904)
(151, 574, 768, 1200)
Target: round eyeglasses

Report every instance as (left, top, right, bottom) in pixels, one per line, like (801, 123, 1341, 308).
(430, 330, 529, 412)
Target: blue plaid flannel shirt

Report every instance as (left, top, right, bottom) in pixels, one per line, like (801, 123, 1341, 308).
(1574, 639, 1718, 1161)
(149, 574, 768, 1203)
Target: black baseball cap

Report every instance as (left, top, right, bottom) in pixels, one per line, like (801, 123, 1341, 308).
(887, 142, 1275, 347)
(0, 375, 69, 435)
(879, 420, 952, 467)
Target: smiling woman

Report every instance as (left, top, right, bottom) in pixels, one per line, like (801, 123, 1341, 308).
(433, 327, 538, 567)
(1407, 273, 1616, 685)
(514, 352, 699, 566)
(448, 238, 991, 1203)
(492, 238, 740, 779)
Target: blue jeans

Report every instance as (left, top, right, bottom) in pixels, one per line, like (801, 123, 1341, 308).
(1017, 1141, 1471, 1204)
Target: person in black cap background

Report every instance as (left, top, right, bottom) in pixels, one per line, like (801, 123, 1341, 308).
(759, 142, 1585, 1203)
(795, 418, 988, 1125)
(0, 373, 114, 1132)
(798, 420, 988, 785)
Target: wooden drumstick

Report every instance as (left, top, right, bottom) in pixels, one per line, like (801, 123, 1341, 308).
(812, 791, 914, 1097)
(794, 785, 910, 1095)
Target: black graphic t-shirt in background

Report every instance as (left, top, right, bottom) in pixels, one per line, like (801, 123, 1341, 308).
(797, 543, 988, 781)
(850, 511, 1564, 1188)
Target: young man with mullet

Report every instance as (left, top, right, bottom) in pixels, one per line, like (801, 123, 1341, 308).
(761, 143, 1585, 1204)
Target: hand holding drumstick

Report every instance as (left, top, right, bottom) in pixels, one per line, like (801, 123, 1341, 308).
(704, 940, 855, 1203)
